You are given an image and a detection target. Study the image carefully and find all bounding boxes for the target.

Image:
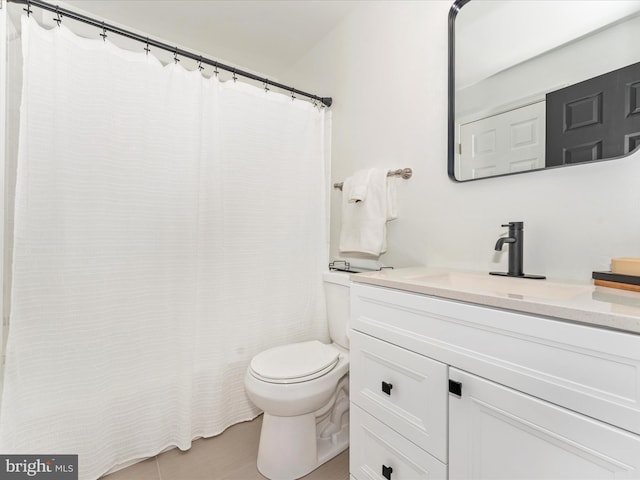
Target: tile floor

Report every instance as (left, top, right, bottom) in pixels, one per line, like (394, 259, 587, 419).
(102, 415, 349, 480)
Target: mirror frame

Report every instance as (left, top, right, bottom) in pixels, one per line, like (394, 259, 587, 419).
(447, 0, 469, 181)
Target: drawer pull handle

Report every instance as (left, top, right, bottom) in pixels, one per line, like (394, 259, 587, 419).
(382, 464, 393, 480)
(449, 379, 462, 397)
(381, 381, 393, 396)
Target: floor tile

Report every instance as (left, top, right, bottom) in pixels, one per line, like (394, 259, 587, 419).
(100, 415, 349, 480)
(102, 457, 160, 480)
(156, 417, 262, 480)
(304, 450, 349, 480)
(218, 460, 266, 480)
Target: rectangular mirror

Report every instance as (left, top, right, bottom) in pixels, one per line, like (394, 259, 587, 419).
(448, 0, 640, 181)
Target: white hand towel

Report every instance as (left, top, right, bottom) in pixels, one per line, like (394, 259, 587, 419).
(386, 175, 398, 221)
(344, 169, 371, 203)
(381, 174, 398, 253)
(339, 168, 393, 256)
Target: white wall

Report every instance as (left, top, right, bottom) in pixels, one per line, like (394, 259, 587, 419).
(284, 0, 640, 283)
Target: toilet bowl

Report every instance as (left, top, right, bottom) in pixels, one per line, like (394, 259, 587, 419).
(244, 271, 351, 480)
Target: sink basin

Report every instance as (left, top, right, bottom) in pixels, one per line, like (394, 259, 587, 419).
(406, 271, 590, 301)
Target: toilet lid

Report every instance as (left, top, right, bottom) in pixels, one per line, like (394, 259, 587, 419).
(250, 340, 340, 384)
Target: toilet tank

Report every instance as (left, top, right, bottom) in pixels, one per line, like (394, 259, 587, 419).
(323, 271, 351, 349)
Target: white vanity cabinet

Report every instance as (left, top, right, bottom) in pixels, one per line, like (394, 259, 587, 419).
(349, 282, 640, 480)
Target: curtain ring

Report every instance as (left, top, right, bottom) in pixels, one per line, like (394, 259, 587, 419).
(291, 88, 296, 101)
(213, 62, 219, 77)
(197, 56, 204, 71)
(100, 22, 107, 42)
(144, 38, 150, 55)
(173, 47, 180, 64)
(232, 69, 237, 83)
(264, 80, 270, 93)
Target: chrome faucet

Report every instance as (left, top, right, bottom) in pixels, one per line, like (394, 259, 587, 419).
(490, 222, 545, 279)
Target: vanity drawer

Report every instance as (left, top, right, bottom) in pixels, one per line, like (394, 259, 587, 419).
(350, 330, 448, 463)
(350, 403, 447, 480)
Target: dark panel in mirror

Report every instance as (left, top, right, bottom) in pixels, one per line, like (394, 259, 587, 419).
(448, 0, 640, 182)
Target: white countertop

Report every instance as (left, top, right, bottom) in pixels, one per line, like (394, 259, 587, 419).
(350, 267, 640, 335)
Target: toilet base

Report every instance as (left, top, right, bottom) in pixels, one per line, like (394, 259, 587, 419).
(256, 411, 349, 480)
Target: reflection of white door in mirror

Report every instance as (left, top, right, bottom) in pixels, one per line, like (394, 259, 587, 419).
(458, 102, 545, 180)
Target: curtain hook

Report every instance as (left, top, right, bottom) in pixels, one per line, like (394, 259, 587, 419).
(197, 56, 204, 72)
(173, 47, 180, 64)
(264, 80, 270, 93)
(144, 38, 150, 55)
(53, 6, 62, 27)
(213, 62, 219, 77)
(24, 0, 33, 17)
(291, 88, 296, 101)
(100, 22, 107, 42)
(232, 69, 237, 83)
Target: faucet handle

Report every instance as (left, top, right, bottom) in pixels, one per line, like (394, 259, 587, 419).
(502, 221, 523, 230)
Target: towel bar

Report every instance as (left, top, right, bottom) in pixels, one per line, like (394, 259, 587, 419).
(333, 168, 412, 190)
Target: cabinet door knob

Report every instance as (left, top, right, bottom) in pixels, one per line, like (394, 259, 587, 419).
(381, 381, 393, 395)
(382, 464, 393, 480)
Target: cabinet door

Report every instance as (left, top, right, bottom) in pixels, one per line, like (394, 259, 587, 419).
(449, 368, 640, 479)
(350, 331, 448, 462)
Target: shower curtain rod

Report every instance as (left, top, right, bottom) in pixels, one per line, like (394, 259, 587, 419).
(8, 0, 333, 107)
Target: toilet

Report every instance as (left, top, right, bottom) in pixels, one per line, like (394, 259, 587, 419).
(244, 270, 350, 480)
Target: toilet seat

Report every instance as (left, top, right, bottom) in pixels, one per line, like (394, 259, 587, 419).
(250, 340, 340, 384)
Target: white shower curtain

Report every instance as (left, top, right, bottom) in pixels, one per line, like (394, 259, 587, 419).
(0, 17, 329, 480)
